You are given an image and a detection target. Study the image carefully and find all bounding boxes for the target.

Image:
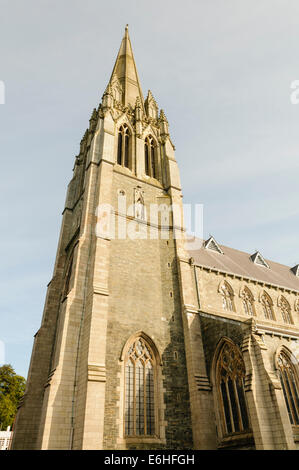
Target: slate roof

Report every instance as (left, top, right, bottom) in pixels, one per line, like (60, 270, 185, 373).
(189, 239, 299, 293)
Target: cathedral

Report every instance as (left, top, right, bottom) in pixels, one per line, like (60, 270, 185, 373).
(12, 27, 299, 450)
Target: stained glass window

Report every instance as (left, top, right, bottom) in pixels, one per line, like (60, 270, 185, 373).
(124, 338, 155, 436)
(277, 350, 299, 426)
(216, 341, 250, 435)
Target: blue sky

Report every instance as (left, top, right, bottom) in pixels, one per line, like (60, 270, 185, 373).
(1, 0, 299, 377)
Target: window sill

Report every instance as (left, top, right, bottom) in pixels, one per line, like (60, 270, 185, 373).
(143, 174, 162, 186)
(118, 436, 166, 446)
(114, 163, 133, 175)
(218, 431, 254, 449)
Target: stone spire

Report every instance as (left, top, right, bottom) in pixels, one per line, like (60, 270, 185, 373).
(107, 25, 144, 109)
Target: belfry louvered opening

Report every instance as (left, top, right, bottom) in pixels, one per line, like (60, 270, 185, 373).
(117, 124, 131, 169)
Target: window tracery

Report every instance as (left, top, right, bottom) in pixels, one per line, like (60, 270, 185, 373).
(216, 341, 250, 435)
(124, 337, 156, 437)
(241, 287, 255, 316)
(279, 296, 293, 325)
(220, 282, 235, 312)
(277, 349, 299, 426)
(261, 292, 275, 320)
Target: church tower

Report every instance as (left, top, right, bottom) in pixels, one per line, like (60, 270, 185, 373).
(11, 27, 211, 450)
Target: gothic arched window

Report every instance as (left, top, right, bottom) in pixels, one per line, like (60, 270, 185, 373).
(124, 337, 156, 436)
(279, 296, 293, 325)
(144, 136, 156, 178)
(261, 292, 275, 320)
(216, 341, 250, 435)
(277, 349, 299, 426)
(117, 124, 130, 169)
(241, 287, 255, 316)
(220, 282, 235, 312)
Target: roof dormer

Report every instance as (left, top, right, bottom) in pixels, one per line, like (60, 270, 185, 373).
(291, 264, 299, 277)
(250, 251, 269, 269)
(204, 236, 223, 254)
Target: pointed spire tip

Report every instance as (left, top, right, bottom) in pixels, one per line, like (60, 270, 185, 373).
(105, 24, 144, 109)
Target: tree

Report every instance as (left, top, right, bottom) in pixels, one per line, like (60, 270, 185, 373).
(0, 364, 26, 430)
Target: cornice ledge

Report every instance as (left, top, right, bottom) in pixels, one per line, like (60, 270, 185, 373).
(254, 322, 299, 339)
(178, 256, 191, 264)
(184, 305, 200, 315)
(197, 264, 299, 295)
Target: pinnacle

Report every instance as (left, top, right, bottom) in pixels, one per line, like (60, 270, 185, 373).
(160, 109, 168, 122)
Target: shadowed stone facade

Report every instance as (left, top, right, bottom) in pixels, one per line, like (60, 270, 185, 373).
(12, 27, 299, 450)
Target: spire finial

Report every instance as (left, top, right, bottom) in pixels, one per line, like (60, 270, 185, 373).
(105, 24, 144, 109)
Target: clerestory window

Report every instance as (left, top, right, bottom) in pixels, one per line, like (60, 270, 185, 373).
(220, 282, 235, 312)
(241, 287, 255, 316)
(261, 292, 275, 320)
(279, 296, 293, 325)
